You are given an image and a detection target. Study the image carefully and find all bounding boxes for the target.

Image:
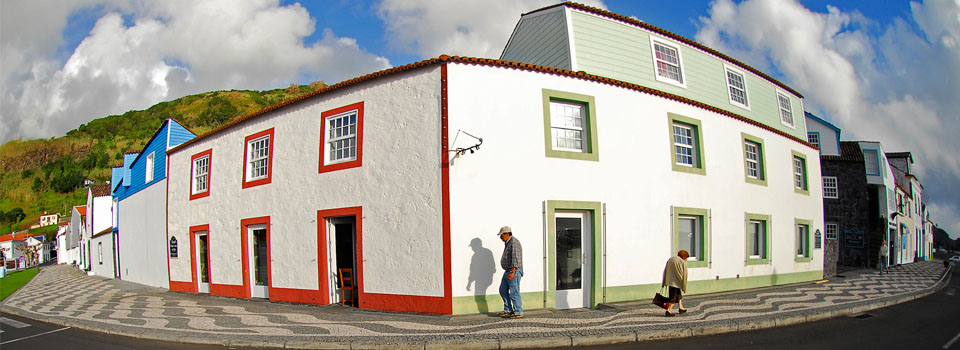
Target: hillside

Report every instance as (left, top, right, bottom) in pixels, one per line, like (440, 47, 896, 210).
(0, 82, 325, 234)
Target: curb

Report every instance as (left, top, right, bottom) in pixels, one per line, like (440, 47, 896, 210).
(1, 265, 951, 349)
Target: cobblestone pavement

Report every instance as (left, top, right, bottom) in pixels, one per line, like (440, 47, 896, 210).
(0, 261, 949, 349)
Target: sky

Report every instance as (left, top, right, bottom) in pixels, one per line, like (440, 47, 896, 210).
(1, 0, 958, 238)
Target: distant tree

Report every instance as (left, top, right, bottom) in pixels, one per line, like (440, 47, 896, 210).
(32, 177, 43, 192)
(21, 169, 34, 179)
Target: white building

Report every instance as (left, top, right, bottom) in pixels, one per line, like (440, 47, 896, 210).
(163, 4, 823, 315)
(83, 185, 112, 274)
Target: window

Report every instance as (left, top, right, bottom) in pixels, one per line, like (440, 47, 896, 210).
(725, 67, 748, 108)
(190, 149, 212, 200)
(863, 149, 880, 175)
(741, 133, 766, 185)
(745, 213, 770, 265)
(650, 38, 685, 87)
(825, 222, 838, 240)
(822, 176, 838, 199)
(669, 113, 704, 175)
(542, 89, 598, 161)
(145, 152, 155, 183)
(98, 242, 102, 264)
(320, 102, 364, 173)
(792, 151, 808, 195)
(242, 128, 274, 188)
(807, 132, 820, 148)
(673, 207, 708, 268)
(796, 219, 811, 262)
(777, 92, 795, 127)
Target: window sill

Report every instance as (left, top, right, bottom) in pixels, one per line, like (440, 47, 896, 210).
(545, 149, 599, 162)
(686, 260, 708, 268)
(795, 257, 812, 263)
(745, 258, 769, 266)
(672, 163, 705, 176)
(745, 177, 767, 186)
(794, 188, 810, 196)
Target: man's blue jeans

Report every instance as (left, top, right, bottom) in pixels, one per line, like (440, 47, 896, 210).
(499, 268, 523, 315)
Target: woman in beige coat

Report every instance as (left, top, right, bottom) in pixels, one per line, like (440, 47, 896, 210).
(661, 250, 689, 316)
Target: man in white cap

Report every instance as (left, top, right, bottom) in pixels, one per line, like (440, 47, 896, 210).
(497, 226, 524, 318)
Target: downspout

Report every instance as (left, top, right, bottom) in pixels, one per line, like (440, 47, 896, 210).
(542, 201, 548, 309)
(601, 203, 607, 304)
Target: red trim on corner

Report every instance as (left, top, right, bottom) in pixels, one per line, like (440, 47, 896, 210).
(362, 293, 449, 314)
(317, 207, 362, 307)
(439, 63, 453, 314)
(240, 216, 270, 299)
(315, 211, 330, 305)
(241, 128, 274, 189)
(189, 224, 209, 293)
(189, 149, 212, 200)
(318, 102, 364, 174)
(165, 157, 175, 290)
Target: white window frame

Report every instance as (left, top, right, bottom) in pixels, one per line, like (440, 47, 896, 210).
(549, 100, 587, 152)
(807, 132, 820, 148)
(678, 215, 702, 261)
(324, 110, 359, 165)
(744, 140, 761, 179)
(98, 241, 103, 264)
(863, 149, 880, 175)
(777, 91, 795, 128)
(672, 122, 697, 167)
(145, 152, 155, 183)
(797, 224, 809, 257)
(649, 37, 686, 88)
(748, 219, 765, 259)
(822, 176, 838, 199)
(793, 156, 807, 190)
(192, 155, 210, 195)
(724, 65, 749, 109)
(825, 222, 838, 240)
(246, 135, 270, 181)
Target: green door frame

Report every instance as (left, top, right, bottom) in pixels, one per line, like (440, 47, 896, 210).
(545, 200, 603, 309)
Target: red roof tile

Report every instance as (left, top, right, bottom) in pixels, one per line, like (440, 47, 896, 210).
(74, 205, 86, 216)
(0, 233, 31, 243)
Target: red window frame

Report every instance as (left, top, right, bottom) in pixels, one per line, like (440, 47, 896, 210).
(189, 149, 212, 200)
(242, 128, 275, 189)
(319, 102, 364, 174)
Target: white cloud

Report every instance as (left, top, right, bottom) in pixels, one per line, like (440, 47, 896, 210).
(695, 0, 960, 238)
(0, 0, 390, 143)
(376, 0, 607, 59)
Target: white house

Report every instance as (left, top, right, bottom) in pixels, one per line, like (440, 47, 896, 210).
(83, 185, 112, 275)
(39, 212, 60, 227)
(1, 233, 30, 269)
(163, 3, 822, 315)
(90, 227, 115, 277)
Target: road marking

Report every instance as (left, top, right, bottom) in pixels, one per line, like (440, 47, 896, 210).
(944, 329, 960, 349)
(0, 317, 30, 328)
(0, 327, 70, 345)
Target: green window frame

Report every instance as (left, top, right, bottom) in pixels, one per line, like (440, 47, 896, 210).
(741, 133, 767, 186)
(668, 113, 705, 175)
(791, 150, 809, 195)
(542, 89, 599, 161)
(795, 218, 812, 262)
(544, 200, 603, 309)
(745, 213, 770, 265)
(673, 206, 709, 268)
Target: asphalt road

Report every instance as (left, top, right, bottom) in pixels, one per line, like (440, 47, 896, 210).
(0, 312, 233, 350)
(570, 263, 960, 350)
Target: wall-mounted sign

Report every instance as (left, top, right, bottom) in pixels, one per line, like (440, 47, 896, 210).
(844, 228, 864, 248)
(814, 229, 822, 249)
(169, 237, 178, 258)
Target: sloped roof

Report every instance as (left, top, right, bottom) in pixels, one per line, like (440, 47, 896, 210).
(0, 233, 31, 243)
(169, 55, 816, 156)
(73, 205, 86, 216)
(821, 141, 864, 162)
(92, 227, 113, 238)
(524, 2, 803, 98)
(91, 184, 111, 197)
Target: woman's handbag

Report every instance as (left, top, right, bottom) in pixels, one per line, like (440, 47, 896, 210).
(652, 288, 668, 309)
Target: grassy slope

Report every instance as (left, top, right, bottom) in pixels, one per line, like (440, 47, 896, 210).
(0, 83, 322, 232)
(0, 268, 38, 301)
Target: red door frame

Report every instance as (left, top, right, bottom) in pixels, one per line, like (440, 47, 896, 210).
(189, 224, 210, 293)
(240, 216, 271, 299)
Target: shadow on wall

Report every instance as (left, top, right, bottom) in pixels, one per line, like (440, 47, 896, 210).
(466, 237, 496, 313)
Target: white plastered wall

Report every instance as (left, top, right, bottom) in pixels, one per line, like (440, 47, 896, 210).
(446, 63, 823, 300)
(90, 233, 115, 278)
(118, 180, 171, 288)
(167, 67, 445, 296)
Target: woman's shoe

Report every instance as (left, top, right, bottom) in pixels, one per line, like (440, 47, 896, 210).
(678, 308, 687, 314)
(665, 311, 675, 317)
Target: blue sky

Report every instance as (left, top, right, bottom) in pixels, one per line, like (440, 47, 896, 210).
(2, 0, 959, 238)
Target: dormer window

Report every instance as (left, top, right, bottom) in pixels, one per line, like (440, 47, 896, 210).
(724, 66, 749, 108)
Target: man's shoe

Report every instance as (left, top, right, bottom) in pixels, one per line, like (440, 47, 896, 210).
(498, 312, 513, 318)
(510, 314, 525, 319)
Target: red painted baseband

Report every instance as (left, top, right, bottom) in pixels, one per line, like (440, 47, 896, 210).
(270, 287, 327, 305)
(361, 292, 450, 315)
(169, 281, 195, 293)
(210, 283, 246, 298)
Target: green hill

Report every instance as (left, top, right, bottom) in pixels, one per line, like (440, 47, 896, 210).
(0, 82, 325, 235)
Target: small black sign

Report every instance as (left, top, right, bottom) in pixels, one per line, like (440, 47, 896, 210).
(814, 229, 822, 249)
(169, 237, 178, 258)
